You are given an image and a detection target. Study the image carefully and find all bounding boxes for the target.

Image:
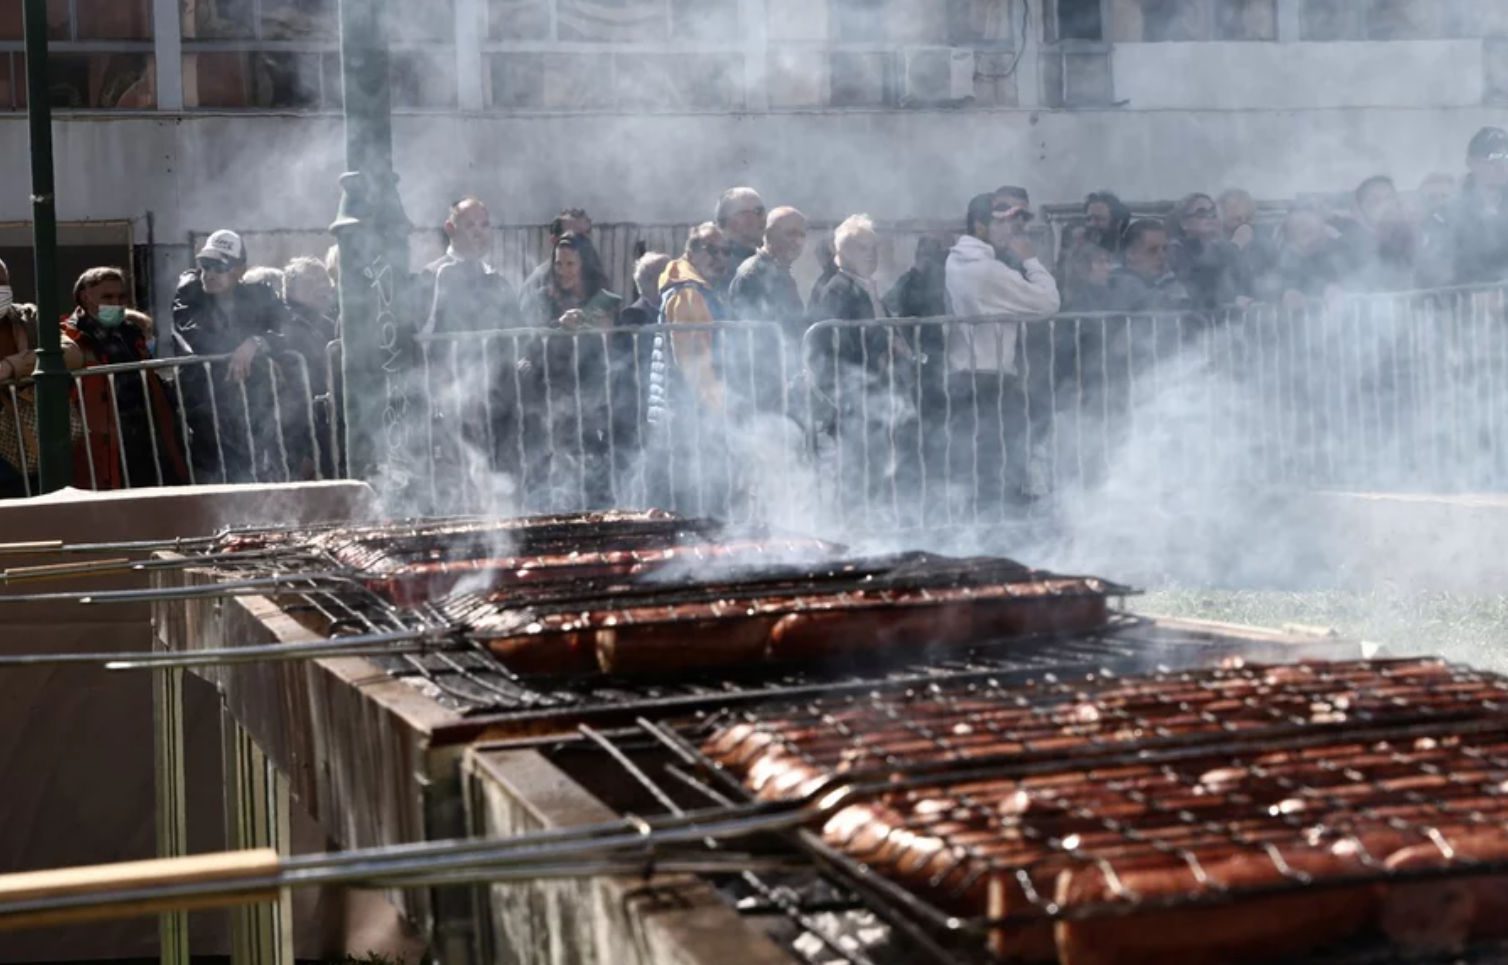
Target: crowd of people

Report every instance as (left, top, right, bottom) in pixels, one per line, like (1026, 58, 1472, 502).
(1, 123, 1506, 507)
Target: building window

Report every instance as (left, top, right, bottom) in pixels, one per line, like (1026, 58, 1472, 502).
(181, 0, 456, 110)
(483, 0, 744, 111)
(0, 0, 155, 108)
(1215, 0, 1275, 40)
(1301, 0, 1448, 41)
(1053, 0, 1105, 41)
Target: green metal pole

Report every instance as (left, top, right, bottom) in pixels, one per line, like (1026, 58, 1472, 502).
(333, 0, 412, 493)
(22, 0, 70, 492)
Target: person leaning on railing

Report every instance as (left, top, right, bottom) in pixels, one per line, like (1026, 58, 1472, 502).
(63, 267, 187, 491)
(0, 258, 83, 497)
(172, 229, 289, 483)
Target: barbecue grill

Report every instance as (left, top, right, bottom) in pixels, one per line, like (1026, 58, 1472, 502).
(83, 510, 1364, 963)
(471, 657, 1508, 965)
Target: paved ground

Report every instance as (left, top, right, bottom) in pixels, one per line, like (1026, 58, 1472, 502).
(1138, 587, 1508, 671)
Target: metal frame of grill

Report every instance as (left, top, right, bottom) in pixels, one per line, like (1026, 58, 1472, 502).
(487, 657, 1508, 965)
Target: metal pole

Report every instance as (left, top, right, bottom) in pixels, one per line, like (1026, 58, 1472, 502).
(22, 0, 70, 493)
(333, 0, 412, 493)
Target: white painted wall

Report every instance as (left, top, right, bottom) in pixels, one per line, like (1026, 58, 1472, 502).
(1113, 41, 1486, 111)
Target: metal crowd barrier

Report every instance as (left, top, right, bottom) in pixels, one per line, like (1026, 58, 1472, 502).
(0, 350, 330, 497)
(800, 284, 1508, 534)
(9, 284, 1504, 532)
(414, 321, 794, 522)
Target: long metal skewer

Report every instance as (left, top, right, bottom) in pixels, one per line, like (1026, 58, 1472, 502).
(0, 791, 846, 928)
(0, 549, 332, 584)
(0, 628, 458, 670)
(0, 572, 356, 605)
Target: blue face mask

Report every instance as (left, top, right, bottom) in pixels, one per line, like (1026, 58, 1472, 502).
(96, 305, 126, 328)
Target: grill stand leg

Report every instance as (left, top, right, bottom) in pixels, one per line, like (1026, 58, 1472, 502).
(424, 759, 481, 963)
(153, 666, 189, 965)
(222, 706, 294, 965)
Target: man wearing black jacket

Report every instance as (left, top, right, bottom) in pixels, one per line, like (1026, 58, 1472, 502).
(1449, 127, 1508, 285)
(172, 229, 289, 481)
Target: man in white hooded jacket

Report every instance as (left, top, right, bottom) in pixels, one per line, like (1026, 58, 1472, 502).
(942, 191, 1060, 516)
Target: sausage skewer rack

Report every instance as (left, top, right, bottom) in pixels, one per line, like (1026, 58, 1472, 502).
(503, 658, 1508, 964)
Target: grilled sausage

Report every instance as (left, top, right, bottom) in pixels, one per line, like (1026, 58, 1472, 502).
(1053, 848, 1375, 965)
(1378, 827, 1508, 954)
(594, 614, 778, 676)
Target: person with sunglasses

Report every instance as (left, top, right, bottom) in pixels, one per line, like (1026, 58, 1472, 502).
(1167, 192, 1251, 311)
(171, 229, 289, 482)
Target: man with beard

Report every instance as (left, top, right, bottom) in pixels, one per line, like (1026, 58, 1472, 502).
(1342, 175, 1418, 291)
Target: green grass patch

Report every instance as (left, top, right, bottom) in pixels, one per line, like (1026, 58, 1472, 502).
(1138, 588, 1508, 671)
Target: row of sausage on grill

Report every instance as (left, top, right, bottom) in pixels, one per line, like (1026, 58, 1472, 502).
(704, 658, 1508, 964)
(223, 510, 1119, 677)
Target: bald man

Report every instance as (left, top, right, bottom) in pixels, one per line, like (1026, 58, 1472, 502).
(728, 205, 808, 343)
(422, 197, 520, 334)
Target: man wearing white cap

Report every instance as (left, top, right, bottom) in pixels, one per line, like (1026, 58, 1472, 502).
(171, 228, 290, 481)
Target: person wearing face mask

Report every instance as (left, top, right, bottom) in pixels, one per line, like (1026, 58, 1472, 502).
(63, 267, 186, 490)
(0, 259, 83, 495)
(944, 192, 1061, 517)
(172, 228, 289, 482)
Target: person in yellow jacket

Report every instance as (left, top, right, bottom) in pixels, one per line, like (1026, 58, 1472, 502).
(645, 223, 734, 508)
(653, 223, 733, 411)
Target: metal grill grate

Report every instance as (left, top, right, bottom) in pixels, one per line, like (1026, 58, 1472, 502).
(676, 658, 1508, 964)
(484, 659, 1508, 965)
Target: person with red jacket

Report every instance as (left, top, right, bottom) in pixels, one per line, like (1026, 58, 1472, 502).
(64, 267, 187, 489)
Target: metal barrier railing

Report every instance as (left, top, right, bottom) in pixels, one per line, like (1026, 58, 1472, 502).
(415, 322, 794, 522)
(5, 285, 1505, 534)
(801, 285, 1508, 533)
(0, 350, 332, 497)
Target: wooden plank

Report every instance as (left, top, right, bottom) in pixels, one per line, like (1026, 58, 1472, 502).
(0, 849, 279, 905)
